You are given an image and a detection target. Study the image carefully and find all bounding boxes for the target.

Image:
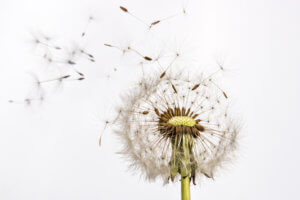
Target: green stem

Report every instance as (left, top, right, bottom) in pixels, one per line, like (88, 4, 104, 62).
(181, 174, 190, 200)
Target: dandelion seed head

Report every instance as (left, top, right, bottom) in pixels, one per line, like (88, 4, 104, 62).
(114, 70, 239, 184)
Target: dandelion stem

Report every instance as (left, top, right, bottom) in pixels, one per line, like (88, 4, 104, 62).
(181, 134, 191, 200)
(181, 173, 190, 200)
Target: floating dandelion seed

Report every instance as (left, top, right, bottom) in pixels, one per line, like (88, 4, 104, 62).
(119, 5, 186, 30)
(113, 70, 239, 192)
(81, 15, 94, 37)
(104, 43, 153, 61)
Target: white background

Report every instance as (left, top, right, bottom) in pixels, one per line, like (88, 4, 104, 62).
(1, 0, 300, 199)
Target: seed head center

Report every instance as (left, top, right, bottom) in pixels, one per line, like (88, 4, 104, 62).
(168, 116, 196, 127)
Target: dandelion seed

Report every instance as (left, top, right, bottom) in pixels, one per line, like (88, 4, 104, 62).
(160, 71, 166, 79)
(144, 56, 152, 61)
(62, 75, 71, 79)
(67, 60, 76, 65)
(30, 32, 61, 50)
(120, 5, 184, 30)
(128, 46, 153, 61)
(119, 6, 148, 27)
(81, 15, 94, 37)
(150, 20, 160, 27)
(104, 43, 113, 47)
(120, 6, 128, 13)
(24, 98, 31, 106)
(38, 75, 70, 84)
(76, 71, 84, 76)
(148, 10, 185, 29)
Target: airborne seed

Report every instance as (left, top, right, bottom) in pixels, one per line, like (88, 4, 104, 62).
(144, 56, 152, 61)
(151, 20, 160, 26)
(120, 6, 128, 12)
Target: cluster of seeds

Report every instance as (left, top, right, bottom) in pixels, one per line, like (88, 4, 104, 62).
(115, 71, 239, 184)
(9, 18, 95, 106)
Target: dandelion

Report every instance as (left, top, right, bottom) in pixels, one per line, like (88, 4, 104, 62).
(113, 70, 239, 200)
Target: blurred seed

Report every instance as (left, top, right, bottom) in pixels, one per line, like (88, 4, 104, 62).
(67, 60, 76, 65)
(151, 20, 160, 26)
(144, 56, 152, 61)
(77, 72, 84, 76)
(203, 172, 213, 179)
(62, 75, 71, 79)
(120, 6, 128, 12)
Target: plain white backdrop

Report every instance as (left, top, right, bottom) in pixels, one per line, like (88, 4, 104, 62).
(1, 0, 300, 199)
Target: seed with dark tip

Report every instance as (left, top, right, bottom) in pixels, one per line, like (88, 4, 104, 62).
(195, 124, 205, 132)
(120, 6, 128, 12)
(203, 172, 213, 179)
(192, 84, 200, 90)
(195, 119, 201, 123)
(67, 60, 76, 65)
(144, 56, 152, 61)
(160, 71, 166, 79)
(151, 20, 160, 26)
(154, 108, 160, 116)
(181, 107, 186, 116)
(186, 108, 191, 116)
(62, 75, 70, 79)
(171, 84, 177, 93)
(192, 114, 199, 119)
(76, 72, 84, 76)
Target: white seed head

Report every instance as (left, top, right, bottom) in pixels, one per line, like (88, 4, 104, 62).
(114, 71, 239, 184)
